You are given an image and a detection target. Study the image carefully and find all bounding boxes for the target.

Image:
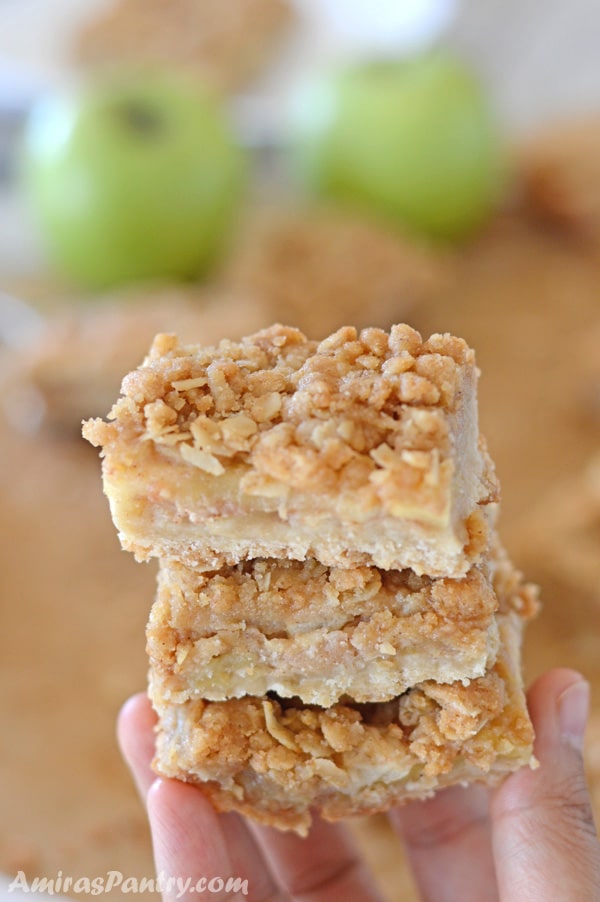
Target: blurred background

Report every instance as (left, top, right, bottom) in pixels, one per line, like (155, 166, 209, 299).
(1, 1, 600, 899)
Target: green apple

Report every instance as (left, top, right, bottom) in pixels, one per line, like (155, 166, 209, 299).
(288, 51, 505, 241)
(23, 71, 247, 289)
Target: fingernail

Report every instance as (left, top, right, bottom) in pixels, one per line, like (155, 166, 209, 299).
(557, 679, 590, 751)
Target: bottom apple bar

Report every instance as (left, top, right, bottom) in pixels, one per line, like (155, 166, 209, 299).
(150, 612, 535, 835)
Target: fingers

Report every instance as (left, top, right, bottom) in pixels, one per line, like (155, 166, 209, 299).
(117, 692, 157, 799)
(492, 668, 600, 902)
(147, 779, 283, 902)
(118, 696, 381, 900)
(389, 783, 499, 902)
(118, 675, 600, 902)
(249, 816, 383, 902)
(118, 693, 283, 901)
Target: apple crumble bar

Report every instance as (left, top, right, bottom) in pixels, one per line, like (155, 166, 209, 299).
(148, 538, 536, 706)
(519, 118, 600, 238)
(83, 324, 498, 576)
(6, 289, 268, 433)
(222, 209, 442, 338)
(150, 612, 535, 835)
(74, 0, 293, 93)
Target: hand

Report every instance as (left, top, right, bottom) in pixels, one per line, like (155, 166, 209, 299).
(118, 669, 600, 901)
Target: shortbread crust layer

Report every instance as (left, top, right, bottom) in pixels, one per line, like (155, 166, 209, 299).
(83, 324, 498, 576)
(151, 613, 535, 835)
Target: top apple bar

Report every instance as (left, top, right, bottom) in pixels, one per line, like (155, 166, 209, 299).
(83, 323, 498, 576)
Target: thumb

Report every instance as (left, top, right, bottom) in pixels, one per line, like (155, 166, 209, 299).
(491, 669, 600, 902)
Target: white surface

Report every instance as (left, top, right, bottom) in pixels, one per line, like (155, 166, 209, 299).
(0, 188, 44, 277)
(289, 0, 455, 56)
(448, 0, 600, 130)
(0, 0, 109, 79)
(0, 0, 454, 137)
(1, 0, 600, 134)
(0, 0, 451, 76)
(1, 0, 600, 130)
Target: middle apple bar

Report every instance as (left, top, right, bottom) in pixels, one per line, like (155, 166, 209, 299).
(146, 540, 524, 707)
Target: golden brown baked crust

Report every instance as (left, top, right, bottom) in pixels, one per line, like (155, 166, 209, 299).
(74, 0, 293, 92)
(83, 324, 498, 575)
(148, 539, 537, 706)
(221, 209, 442, 338)
(151, 612, 535, 835)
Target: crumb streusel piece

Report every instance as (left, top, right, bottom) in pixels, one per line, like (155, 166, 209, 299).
(5, 290, 268, 434)
(150, 612, 535, 835)
(221, 209, 442, 338)
(519, 118, 600, 238)
(148, 540, 537, 706)
(74, 0, 293, 93)
(83, 324, 498, 576)
(514, 453, 600, 600)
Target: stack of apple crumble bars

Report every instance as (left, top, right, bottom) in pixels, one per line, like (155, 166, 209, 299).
(83, 323, 538, 834)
